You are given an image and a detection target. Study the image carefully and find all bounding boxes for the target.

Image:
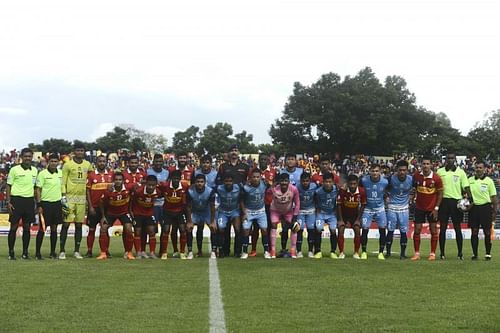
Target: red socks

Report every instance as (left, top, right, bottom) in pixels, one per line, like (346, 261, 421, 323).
(338, 235, 345, 253)
(413, 234, 421, 253)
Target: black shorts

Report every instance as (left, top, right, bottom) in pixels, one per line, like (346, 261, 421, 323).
(105, 214, 133, 225)
(87, 208, 103, 229)
(9, 196, 35, 225)
(163, 211, 186, 226)
(40, 201, 63, 226)
(468, 204, 493, 229)
(438, 198, 463, 225)
(134, 215, 156, 228)
(414, 208, 437, 224)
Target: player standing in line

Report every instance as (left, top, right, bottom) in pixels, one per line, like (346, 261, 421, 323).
(248, 153, 277, 257)
(186, 174, 217, 259)
(269, 173, 300, 258)
(98, 172, 135, 260)
(278, 153, 303, 257)
(240, 169, 271, 259)
(411, 157, 443, 261)
(60, 143, 93, 260)
(85, 155, 113, 258)
(130, 175, 162, 259)
(215, 173, 243, 258)
(359, 164, 389, 260)
(436, 153, 472, 260)
(170, 152, 194, 257)
(468, 161, 497, 260)
(35, 154, 63, 259)
(194, 155, 217, 189)
(337, 174, 366, 259)
(296, 172, 318, 258)
(122, 155, 147, 257)
(313, 173, 339, 259)
(146, 154, 169, 259)
(216, 145, 249, 256)
(6, 148, 38, 260)
(311, 156, 341, 186)
(385, 160, 413, 259)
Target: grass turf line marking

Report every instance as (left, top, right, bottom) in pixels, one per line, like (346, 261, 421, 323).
(209, 257, 227, 333)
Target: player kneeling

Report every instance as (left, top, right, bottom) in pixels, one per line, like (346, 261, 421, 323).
(98, 172, 135, 260)
(186, 174, 218, 259)
(241, 169, 271, 259)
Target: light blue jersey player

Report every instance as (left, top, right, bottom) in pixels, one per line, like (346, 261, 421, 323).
(194, 155, 217, 189)
(280, 153, 303, 186)
(359, 164, 389, 260)
(296, 172, 318, 258)
(187, 174, 217, 258)
(240, 169, 271, 259)
(215, 173, 242, 257)
(385, 160, 413, 259)
(314, 173, 339, 259)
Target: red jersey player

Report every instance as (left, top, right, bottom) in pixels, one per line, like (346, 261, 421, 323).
(159, 170, 190, 260)
(123, 155, 147, 187)
(411, 157, 443, 261)
(98, 172, 134, 260)
(311, 156, 341, 186)
(131, 175, 162, 258)
(337, 174, 367, 259)
(85, 155, 114, 257)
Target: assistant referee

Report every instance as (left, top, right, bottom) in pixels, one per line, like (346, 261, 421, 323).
(6, 148, 38, 260)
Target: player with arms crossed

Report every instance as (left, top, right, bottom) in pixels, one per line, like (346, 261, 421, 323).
(186, 174, 217, 259)
(385, 160, 413, 259)
(313, 172, 339, 259)
(240, 169, 271, 259)
(411, 157, 443, 261)
(337, 174, 366, 259)
(359, 164, 389, 260)
(296, 172, 318, 258)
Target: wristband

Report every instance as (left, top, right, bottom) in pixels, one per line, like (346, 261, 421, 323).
(434, 206, 439, 211)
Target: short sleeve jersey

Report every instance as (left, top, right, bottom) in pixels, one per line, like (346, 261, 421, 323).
(7, 165, 38, 198)
(36, 168, 63, 202)
(62, 159, 93, 203)
(413, 171, 443, 212)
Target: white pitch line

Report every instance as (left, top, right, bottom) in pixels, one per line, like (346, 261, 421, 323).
(209, 258, 227, 333)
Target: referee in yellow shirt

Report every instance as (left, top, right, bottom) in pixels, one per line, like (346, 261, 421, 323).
(468, 161, 498, 260)
(6, 148, 38, 260)
(35, 154, 63, 260)
(436, 153, 472, 260)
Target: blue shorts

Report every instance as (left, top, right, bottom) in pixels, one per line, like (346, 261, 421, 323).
(192, 212, 211, 225)
(242, 208, 267, 230)
(386, 207, 409, 233)
(315, 212, 337, 232)
(217, 209, 240, 229)
(361, 208, 387, 229)
(297, 209, 316, 230)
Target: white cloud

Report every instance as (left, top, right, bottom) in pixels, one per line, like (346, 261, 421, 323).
(0, 107, 28, 115)
(89, 122, 114, 141)
(147, 126, 183, 142)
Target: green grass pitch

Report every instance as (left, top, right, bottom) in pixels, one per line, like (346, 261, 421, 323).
(1, 237, 499, 332)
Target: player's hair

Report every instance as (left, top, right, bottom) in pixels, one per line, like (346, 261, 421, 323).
(73, 142, 85, 150)
(396, 160, 409, 168)
(285, 153, 296, 159)
(201, 154, 212, 163)
(48, 153, 59, 160)
(128, 155, 139, 161)
(319, 155, 330, 163)
(96, 154, 107, 161)
(177, 151, 188, 158)
(153, 153, 163, 160)
(20, 147, 33, 156)
(421, 156, 432, 162)
(223, 172, 233, 180)
(279, 173, 290, 181)
(113, 172, 123, 180)
(347, 174, 359, 182)
(300, 172, 311, 180)
(370, 163, 380, 169)
(476, 160, 488, 167)
(170, 170, 182, 179)
(322, 172, 334, 181)
(259, 152, 268, 158)
(195, 173, 206, 181)
(251, 168, 262, 175)
(146, 175, 157, 182)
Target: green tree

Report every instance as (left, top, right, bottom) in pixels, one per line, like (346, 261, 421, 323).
(122, 125, 168, 153)
(198, 122, 235, 155)
(467, 109, 500, 160)
(234, 130, 257, 153)
(28, 138, 74, 154)
(95, 126, 147, 153)
(171, 126, 200, 154)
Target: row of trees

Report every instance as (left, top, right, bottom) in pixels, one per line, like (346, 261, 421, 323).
(27, 67, 499, 160)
